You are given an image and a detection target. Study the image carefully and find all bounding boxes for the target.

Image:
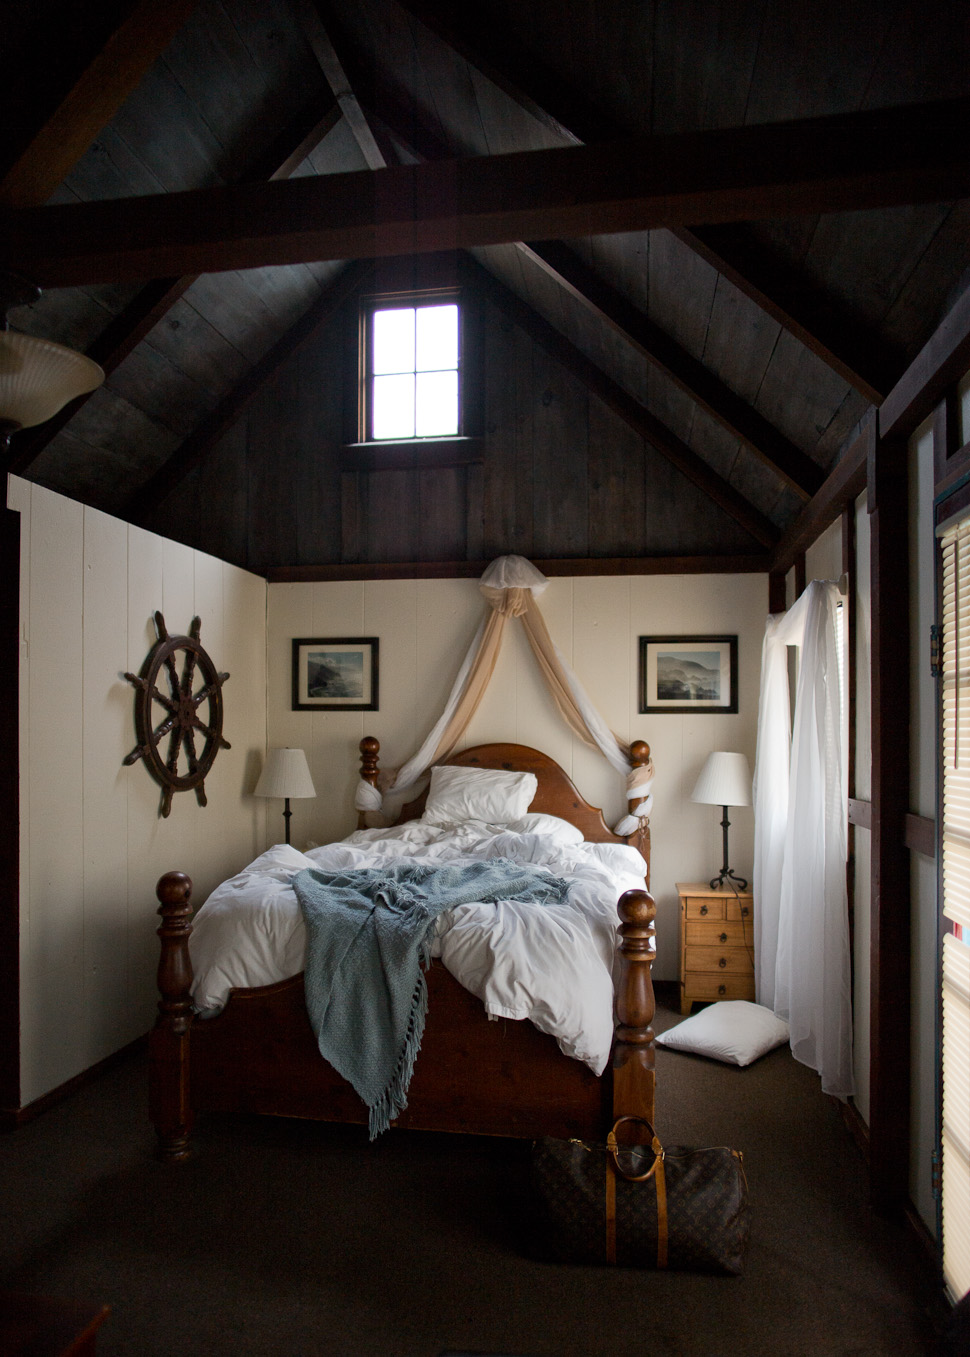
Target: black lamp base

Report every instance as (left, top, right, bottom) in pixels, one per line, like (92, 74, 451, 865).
(709, 866, 748, 891)
(709, 804, 748, 891)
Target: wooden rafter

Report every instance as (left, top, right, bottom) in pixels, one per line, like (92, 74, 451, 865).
(4, 95, 343, 477)
(519, 241, 823, 500)
(462, 257, 780, 549)
(672, 225, 902, 405)
(125, 260, 373, 524)
(354, 66, 824, 504)
(392, 0, 906, 403)
(295, 0, 391, 170)
(0, 0, 199, 210)
(4, 97, 966, 288)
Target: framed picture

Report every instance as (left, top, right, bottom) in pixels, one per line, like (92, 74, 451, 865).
(638, 635, 738, 714)
(292, 637, 379, 711)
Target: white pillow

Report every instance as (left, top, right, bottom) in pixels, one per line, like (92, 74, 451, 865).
(655, 1001, 789, 1067)
(507, 812, 584, 844)
(422, 763, 538, 827)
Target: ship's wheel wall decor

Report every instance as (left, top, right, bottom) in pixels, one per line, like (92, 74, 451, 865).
(124, 612, 231, 817)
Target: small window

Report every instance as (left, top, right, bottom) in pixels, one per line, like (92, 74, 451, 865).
(361, 295, 460, 442)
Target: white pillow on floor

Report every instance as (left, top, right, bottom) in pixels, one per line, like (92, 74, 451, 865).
(656, 1001, 790, 1066)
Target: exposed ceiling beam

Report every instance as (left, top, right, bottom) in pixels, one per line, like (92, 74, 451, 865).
(878, 277, 970, 443)
(5, 95, 343, 477)
(267, 554, 770, 583)
(462, 256, 780, 549)
(4, 98, 967, 287)
(394, 0, 905, 402)
(518, 240, 823, 500)
(125, 261, 374, 525)
(356, 72, 824, 502)
(295, 0, 391, 170)
(0, 0, 199, 209)
(393, 0, 601, 148)
(768, 414, 872, 575)
(672, 225, 902, 405)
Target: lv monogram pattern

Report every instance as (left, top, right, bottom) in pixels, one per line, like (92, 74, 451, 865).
(531, 1136, 749, 1274)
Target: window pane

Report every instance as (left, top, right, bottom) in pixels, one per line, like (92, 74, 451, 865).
(415, 369, 458, 436)
(373, 373, 415, 438)
(372, 308, 415, 375)
(416, 304, 458, 372)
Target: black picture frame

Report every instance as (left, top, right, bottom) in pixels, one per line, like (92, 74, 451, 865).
(292, 637, 379, 711)
(638, 635, 738, 714)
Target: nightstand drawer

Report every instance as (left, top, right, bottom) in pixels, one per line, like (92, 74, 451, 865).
(683, 895, 727, 921)
(683, 894, 751, 923)
(683, 972, 756, 1003)
(685, 945, 751, 975)
(686, 919, 749, 947)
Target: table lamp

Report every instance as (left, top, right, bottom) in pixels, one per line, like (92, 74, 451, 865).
(255, 747, 316, 844)
(690, 751, 751, 890)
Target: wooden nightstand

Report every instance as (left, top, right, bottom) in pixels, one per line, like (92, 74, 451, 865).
(676, 882, 755, 1015)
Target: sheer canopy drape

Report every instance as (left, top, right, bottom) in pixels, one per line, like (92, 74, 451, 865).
(752, 580, 853, 1098)
(355, 556, 654, 832)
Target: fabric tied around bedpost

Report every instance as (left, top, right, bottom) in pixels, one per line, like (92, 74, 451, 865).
(353, 555, 654, 835)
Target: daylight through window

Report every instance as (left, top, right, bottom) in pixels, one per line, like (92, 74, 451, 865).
(368, 302, 459, 440)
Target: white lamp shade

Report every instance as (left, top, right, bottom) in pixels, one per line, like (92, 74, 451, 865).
(691, 751, 751, 808)
(0, 330, 104, 430)
(254, 747, 316, 799)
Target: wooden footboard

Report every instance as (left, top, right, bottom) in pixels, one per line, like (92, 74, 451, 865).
(149, 874, 656, 1160)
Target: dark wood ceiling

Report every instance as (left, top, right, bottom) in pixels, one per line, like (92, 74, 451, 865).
(2, 0, 968, 575)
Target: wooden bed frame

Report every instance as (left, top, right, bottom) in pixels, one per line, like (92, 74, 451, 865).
(149, 738, 656, 1160)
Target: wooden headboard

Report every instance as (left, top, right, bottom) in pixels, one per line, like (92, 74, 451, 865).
(357, 736, 651, 880)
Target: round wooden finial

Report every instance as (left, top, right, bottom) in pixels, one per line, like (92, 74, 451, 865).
(156, 871, 192, 908)
(630, 740, 651, 767)
(359, 735, 380, 758)
(617, 887, 655, 927)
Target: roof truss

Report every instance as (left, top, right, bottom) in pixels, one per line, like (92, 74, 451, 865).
(2, 96, 967, 287)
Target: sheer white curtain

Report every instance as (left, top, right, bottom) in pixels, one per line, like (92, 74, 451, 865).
(753, 580, 853, 1098)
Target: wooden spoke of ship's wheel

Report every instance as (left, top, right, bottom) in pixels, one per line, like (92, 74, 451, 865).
(123, 611, 230, 817)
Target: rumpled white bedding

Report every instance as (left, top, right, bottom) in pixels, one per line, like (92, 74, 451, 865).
(188, 820, 647, 1076)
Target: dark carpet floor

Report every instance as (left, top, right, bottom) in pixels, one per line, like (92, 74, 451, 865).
(0, 987, 950, 1356)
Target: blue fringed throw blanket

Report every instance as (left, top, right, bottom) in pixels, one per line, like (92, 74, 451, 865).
(292, 859, 569, 1138)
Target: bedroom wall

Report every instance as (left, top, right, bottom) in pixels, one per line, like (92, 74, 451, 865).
(265, 570, 768, 982)
(8, 475, 268, 1107)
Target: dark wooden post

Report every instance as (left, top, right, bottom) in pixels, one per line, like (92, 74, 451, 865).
(625, 741, 652, 886)
(868, 426, 911, 1212)
(612, 888, 656, 1134)
(357, 735, 380, 829)
(149, 871, 195, 1161)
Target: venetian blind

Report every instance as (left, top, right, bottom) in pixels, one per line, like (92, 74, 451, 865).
(940, 518, 970, 1302)
(942, 522, 970, 929)
(942, 933, 970, 1301)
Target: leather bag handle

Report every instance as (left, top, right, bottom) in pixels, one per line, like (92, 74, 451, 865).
(607, 1115, 664, 1182)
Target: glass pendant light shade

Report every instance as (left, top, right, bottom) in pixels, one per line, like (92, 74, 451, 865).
(0, 329, 104, 433)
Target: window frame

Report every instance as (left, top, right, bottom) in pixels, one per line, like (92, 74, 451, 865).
(345, 275, 483, 466)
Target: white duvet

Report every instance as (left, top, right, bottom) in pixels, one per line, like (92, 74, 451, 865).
(188, 820, 648, 1076)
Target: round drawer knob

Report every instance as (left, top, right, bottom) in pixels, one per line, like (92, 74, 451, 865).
(718, 984, 726, 995)
(719, 932, 728, 942)
(700, 904, 709, 916)
(718, 956, 727, 968)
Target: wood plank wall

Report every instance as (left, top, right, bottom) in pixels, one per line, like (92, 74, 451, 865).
(6, 475, 269, 1108)
(146, 292, 768, 572)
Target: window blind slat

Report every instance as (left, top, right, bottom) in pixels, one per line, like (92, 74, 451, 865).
(941, 519, 970, 1300)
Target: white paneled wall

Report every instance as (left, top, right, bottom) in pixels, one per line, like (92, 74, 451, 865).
(266, 571, 768, 980)
(9, 477, 267, 1105)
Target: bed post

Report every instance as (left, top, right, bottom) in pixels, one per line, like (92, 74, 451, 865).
(357, 735, 380, 830)
(612, 887, 656, 1134)
(625, 741, 652, 888)
(149, 871, 195, 1162)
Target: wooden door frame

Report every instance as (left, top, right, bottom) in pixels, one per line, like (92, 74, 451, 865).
(0, 505, 20, 1116)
